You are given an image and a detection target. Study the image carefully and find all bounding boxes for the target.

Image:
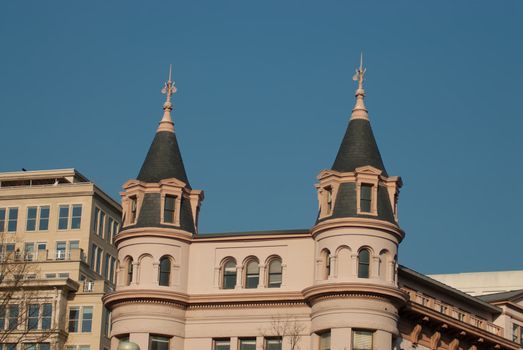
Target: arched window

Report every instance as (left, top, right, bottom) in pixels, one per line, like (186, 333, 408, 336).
(321, 249, 331, 279)
(126, 258, 133, 285)
(245, 259, 259, 289)
(358, 249, 370, 278)
(222, 259, 237, 289)
(267, 258, 282, 288)
(159, 256, 171, 286)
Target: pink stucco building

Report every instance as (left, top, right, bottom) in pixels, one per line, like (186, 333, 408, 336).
(103, 65, 523, 350)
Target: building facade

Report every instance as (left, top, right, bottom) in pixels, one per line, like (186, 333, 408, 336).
(0, 169, 121, 350)
(102, 66, 523, 350)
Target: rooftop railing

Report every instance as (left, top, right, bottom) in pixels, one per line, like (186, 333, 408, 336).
(403, 287, 503, 336)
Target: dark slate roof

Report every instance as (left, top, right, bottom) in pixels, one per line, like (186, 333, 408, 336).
(399, 265, 502, 314)
(126, 193, 196, 234)
(137, 131, 191, 188)
(316, 183, 396, 224)
(477, 289, 523, 303)
(316, 118, 394, 225)
(332, 119, 388, 176)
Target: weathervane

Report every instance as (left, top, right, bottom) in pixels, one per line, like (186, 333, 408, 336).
(161, 64, 177, 105)
(352, 52, 366, 91)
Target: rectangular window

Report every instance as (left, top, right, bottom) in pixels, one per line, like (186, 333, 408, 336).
(96, 248, 103, 274)
(103, 253, 110, 279)
(39, 344, 50, 350)
(150, 335, 170, 350)
(27, 304, 39, 330)
(1, 344, 16, 350)
(23, 344, 36, 350)
(110, 257, 116, 284)
(111, 221, 119, 243)
(319, 331, 331, 350)
(93, 207, 100, 234)
(90, 244, 97, 269)
(7, 208, 18, 232)
(0, 208, 5, 232)
(8, 304, 19, 331)
(98, 211, 105, 237)
(58, 205, 69, 230)
(71, 204, 82, 229)
(352, 330, 373, 350)
(130, 197, 137, 223)
(213, 339, 230, 350)
(360, 184, 372, 213)
(265, 338, 282, 350)
(239, 338, 256, 350)
(26, 207, 37, 231)
(164, 195, 176, 224)
(102, 307, 111, 338)
(79, 346, 90, 350)
(107, 217, 113, 241)
(24, 242, 35, 261)
(81, 307, 93, 332)
(39, 206, 50, 231)
(56, 241, 67, 260)
(68, 307, 80, 332)
(42, 304, 52, 330)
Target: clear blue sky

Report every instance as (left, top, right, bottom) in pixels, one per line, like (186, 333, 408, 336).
(1, 1, 522, 274)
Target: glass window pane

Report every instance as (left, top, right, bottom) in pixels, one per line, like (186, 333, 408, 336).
(164, 195, 176, 223)
(27, 304, 39, 330)
(239, 338, 256, 350)
(97, 210, 104, 236)
(58, 206, 69, 230)
(0, 208, 6, 232)
(159, 257, 171, 286)
(26, 207, 37, 231)
(150, 336, 170, 350)
(68, 307, 80, 332)
(214, 339, 230, 350)
(39, 206, 50, 230)
(223, 260, 236, 289)
(358, 250, 370, 278)
(268, 259, 282, 288)
(79, 346, 90, 350)
(266, 338, 282, 350)
(42, 303, 52, 330)
(353, 330, 373, 350)
(71, 204, 82, 229)
(8, 305, 19, 330)
(7, 208, 18, 232)
(319, 332, 331, 350)
(39, 344, 50, 350)
(82, 306, 93, 332)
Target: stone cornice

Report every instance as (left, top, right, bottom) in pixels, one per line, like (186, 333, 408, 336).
(302, 282, 408, 305)
(311, 217, 404, 242)
(115, 227, 193, 246)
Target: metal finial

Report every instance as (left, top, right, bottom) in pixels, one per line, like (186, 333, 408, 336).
(161, 64, 177, 104)
(352, 52, 366, 91)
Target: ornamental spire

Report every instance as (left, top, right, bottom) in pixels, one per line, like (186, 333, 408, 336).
(350, 53, 368, 120)
(157, 64, 177, 133)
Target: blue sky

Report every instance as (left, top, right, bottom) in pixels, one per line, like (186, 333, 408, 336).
(1, 1, 522, 274)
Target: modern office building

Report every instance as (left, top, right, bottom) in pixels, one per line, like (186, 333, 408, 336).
(0, 169, 121, 350)
(103, 65, 523, 350)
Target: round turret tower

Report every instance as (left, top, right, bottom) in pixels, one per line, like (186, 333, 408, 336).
(103, 68, 203, 350)
(305, 57, 407, 350)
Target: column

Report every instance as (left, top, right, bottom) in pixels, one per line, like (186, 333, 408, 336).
(256, 336, 264, 350)
(230, 337, 239, 350)
(371, 256, 380, 278)
(330, 256, 338, 279)
(153, 262, 159, 284)
(387, 261, 395, 283)
(351, 254, 358, 278)
(130, 332, 149, 350)
(131, 262, 139, 284)
(310, 333, 319, 350)
(281, 264, 287, 287)
(374, 330, 392, 350)
(258, 264, 266, 288)
(214, 266, 221, 288)
(332, 327, 350, 350)
(235, 266, 243, 289)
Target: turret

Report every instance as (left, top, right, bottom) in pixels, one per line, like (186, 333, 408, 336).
(307, 56, 407, 350)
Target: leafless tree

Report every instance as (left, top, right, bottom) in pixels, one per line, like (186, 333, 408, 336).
(260, 314, 306, 350)
(0, 248, 56, 346)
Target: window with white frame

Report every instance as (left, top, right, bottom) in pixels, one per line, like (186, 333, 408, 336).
(267, 258, 282, 288)
(244, 259, 259, 289)
(358, 249, 370, 279)
(0, 208, 18, 233)
(222, 258, 237, 289)
(68, 306, 93, 333)
(360, 184, 373, 213)
(58, 204, 82, 230)
(26, 206, 50, 232)
(150, 335, 170, 350)
(239, 338, 256, 350)
(163, 195, 176, 224)
(265, 337, 282, 350)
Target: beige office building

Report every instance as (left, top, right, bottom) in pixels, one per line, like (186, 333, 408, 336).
(0, 169, 121, 350)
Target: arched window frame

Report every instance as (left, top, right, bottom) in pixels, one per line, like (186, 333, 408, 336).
(221, 258, 237, 290)
(243, 257, 260, 289)
(321, 249, 331, 280)
(124, 256, 133, 286)
(158, 255, 172, 286)
(266, 256, 283, 288)
(357, 248, 371, 279)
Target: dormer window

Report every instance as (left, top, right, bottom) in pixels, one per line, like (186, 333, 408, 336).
(360, 184, 372, 213)
(326, 187, 333, 213)
(164, 195, 176, 224)
(129, 196, 138, 224)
